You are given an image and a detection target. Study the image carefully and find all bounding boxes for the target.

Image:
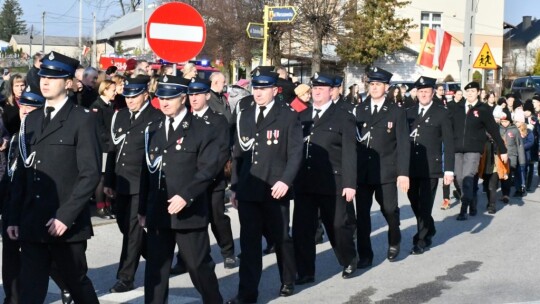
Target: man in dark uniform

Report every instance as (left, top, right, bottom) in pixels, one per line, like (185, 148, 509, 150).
(293, 72, 358, 283)
(332, 76, 355, 112)
(5, 85, 74, 304)
(188, 78, 237, 268)
(104, 75, 163, 292)
(405, 76, 454, 255)
(7, 51, 100, 303)
(355, 67, 410, 267)
(450, 81, 507, 220)
(138, 75, 222, 304)
(227, 70, 302, 303)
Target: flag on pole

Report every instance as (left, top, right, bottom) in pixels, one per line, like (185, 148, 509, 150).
(417, 27, 452, 70)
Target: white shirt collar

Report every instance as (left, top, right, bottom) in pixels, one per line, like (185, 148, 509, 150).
(466, 100, 478, 113)
(371, 98, 385, 114)
(255, 100, 275, 122)
(44, 96, 69, 120)
(193, 105, 209, 117)
(313, 100, 332, 118)
(419, 101, 433, 115)
(165, 107, 188, 139)
(130, 100, 150, 119)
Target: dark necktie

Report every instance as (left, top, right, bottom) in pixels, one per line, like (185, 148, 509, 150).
(130, 111, 139, 125)
(467, 104, 472, 114)
(373, 104, 378, 115)
(256, 106, 266, 128)
(313, 109, 322, 124)
(167, 118, 175, 141)
(419, 108, 425, 117)
(42, 106, 55, 131)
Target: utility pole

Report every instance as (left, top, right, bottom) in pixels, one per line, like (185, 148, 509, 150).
(460, 0, 478, 86)
(42, 12, 45, 52)
(141, 0, 146, 55)
(79, 0, 83, 62)
(93, 13, 97, 68)
(29, 25, 33, 69)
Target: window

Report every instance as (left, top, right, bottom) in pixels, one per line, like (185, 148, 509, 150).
(420, 12, 442, 39)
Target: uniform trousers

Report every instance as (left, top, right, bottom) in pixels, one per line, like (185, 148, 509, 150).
(454, 153, 482, 213)
(145, 227, 222, 304)
(407, 178, 438, 248)
(208, 188, 235, 258)
(237, 199, 295, 301)
(114, 193, 146, 283)
(356, 182, 401, 260)
(19, 241, 98, 304)
(293, 193, 356, 277)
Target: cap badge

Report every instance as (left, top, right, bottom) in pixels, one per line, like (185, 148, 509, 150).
(314, 72, 319, 79)
(163, 75, 168, 83)
(25, 86, 30, 92)
(49, 52, 55, 61)
(191, 78, 196, 83)
(125, 80, 129, 85)
(420, 77, 424, 84)
(373, 67, 378, 72)
(255, 70, 260, 76)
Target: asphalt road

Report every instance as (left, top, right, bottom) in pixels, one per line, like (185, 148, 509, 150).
(2, 178, 540, 304)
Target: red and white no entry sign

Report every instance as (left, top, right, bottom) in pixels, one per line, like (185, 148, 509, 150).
(146, 2, 206, 63)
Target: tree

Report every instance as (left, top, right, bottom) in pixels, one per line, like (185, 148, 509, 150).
(532, 49, 540, 75)
(0, 0, 27, 41)
(297, 0, 343, 74)
(336, 0, 415, 66)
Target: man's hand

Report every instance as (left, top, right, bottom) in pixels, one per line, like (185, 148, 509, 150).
(7, 226, 18, 240)
(500, 153, 508, 164)
(137, 214, 146, 227)
(443, 173, 454, 186)
(104, 187, 116, 199)
(397, 176, 410, 193)
(230, 191, 238, 209)
(271, 181, 289, 199)
(46, 218, 68, 237)
(167, 195, 187, 214)
(342, 188, 356, 202)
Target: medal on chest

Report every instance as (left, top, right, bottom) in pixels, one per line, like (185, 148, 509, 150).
(267, 131, 272, 145)
(387, 122, 393, 133)
(273, 130, 279, 144)
(176, 137, 184, 150)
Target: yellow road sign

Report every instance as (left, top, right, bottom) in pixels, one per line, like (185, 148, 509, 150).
(473, 43, 498, 69)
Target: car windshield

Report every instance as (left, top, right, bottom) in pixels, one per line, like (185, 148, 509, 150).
(534, 78, 540, 87)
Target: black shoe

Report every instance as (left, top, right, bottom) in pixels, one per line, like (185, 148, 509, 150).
(106, 206, 116, 219)
(295, 275, 315, 285)
(342, 257, 358, 278)
(170, 262, 187, 275)
(109, 280, 134, 293)
(97, 208, 112, 219)
(357, 257, 373, 269)
(488, 208, 496, 214)
(279, 284, 295, 297)
(61, 290, 73, 304)
(502, 196, 510, 204)
(410, 245, 425, 255)
(226, 296, 257, 304)
(469, 208, 478, 216)
(387, 245, 400, 261)
(263, 245, 275, 255)
(224, 257, 238, 269)
(456, 212, 468, 221)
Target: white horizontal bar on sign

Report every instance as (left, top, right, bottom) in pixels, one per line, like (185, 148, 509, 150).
(149, 23, 203, 42)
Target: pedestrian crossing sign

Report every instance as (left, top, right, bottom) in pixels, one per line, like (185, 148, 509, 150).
(473, 43, 498, 69)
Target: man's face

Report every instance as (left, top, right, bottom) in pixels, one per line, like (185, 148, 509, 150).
(159, 95, 185, 117)
(436, 86, 444, 97)
(19, 104, 38, 120)
(138, 62, 150, 76)
(74, 69, 84, 81)
(189, 92, 210, 112)
(368, 82, 387, 99)
(417, 87, 434, 106)
(331, 87, 340, 100)
(83, 71, 98, 88)
(311, 86, 332, 104)
(125, 91, 148, 112)
(40, 77, 70, 100)
(465, 88, 479, 103)
(454, 91, 463, 101)
(212, 75, 226, 93)
(253, 86, 277, 106)
(533, 99, 540, 112)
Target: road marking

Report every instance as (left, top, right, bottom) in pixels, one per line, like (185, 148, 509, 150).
(148, 23, 204, 42)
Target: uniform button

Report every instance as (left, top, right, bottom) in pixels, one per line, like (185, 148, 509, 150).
(329, 127, 332, 130)
(307, 166, 311, 170)
(310, 132, 314, 135)
(256, 133, 259, 136)
(127, 131, 130, 134)
(309, 143, 312, 146)
(308, 155, 312, 158)
(122, 153, 126, 156)
(162, 174, 166, 178)
(35, 195, 40, 198)
(125, 142, 128, 145)
(37, 177, 40, 181)
(122, 163, 125, 166)
(163, 163, 167, 166)
(161, 188, 165, 191)
(59, 139, 63, 143)
(190, 199, 194, 202)
(368, 156, 371, 159)
(255, 143, 259, 146)
(370, 127, 373, 129)
(254, 161, 258, 164)
(255, 152, 258, 155)
(37, 160, 41, 164)
(416, 152, 419, 155)
(164, 150, 167, 153)
(334, 170, 338, 173)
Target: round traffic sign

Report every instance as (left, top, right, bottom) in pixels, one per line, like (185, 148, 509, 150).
(146, 2, 206, 63)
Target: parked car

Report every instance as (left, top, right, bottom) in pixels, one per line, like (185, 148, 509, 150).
(442, 82, 461, 101)
(511, 76, 540, 101)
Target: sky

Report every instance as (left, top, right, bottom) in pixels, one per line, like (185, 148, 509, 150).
(14, 0, 540, 38)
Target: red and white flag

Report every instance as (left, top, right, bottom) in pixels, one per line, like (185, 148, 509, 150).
(417, 27, 452, 70)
